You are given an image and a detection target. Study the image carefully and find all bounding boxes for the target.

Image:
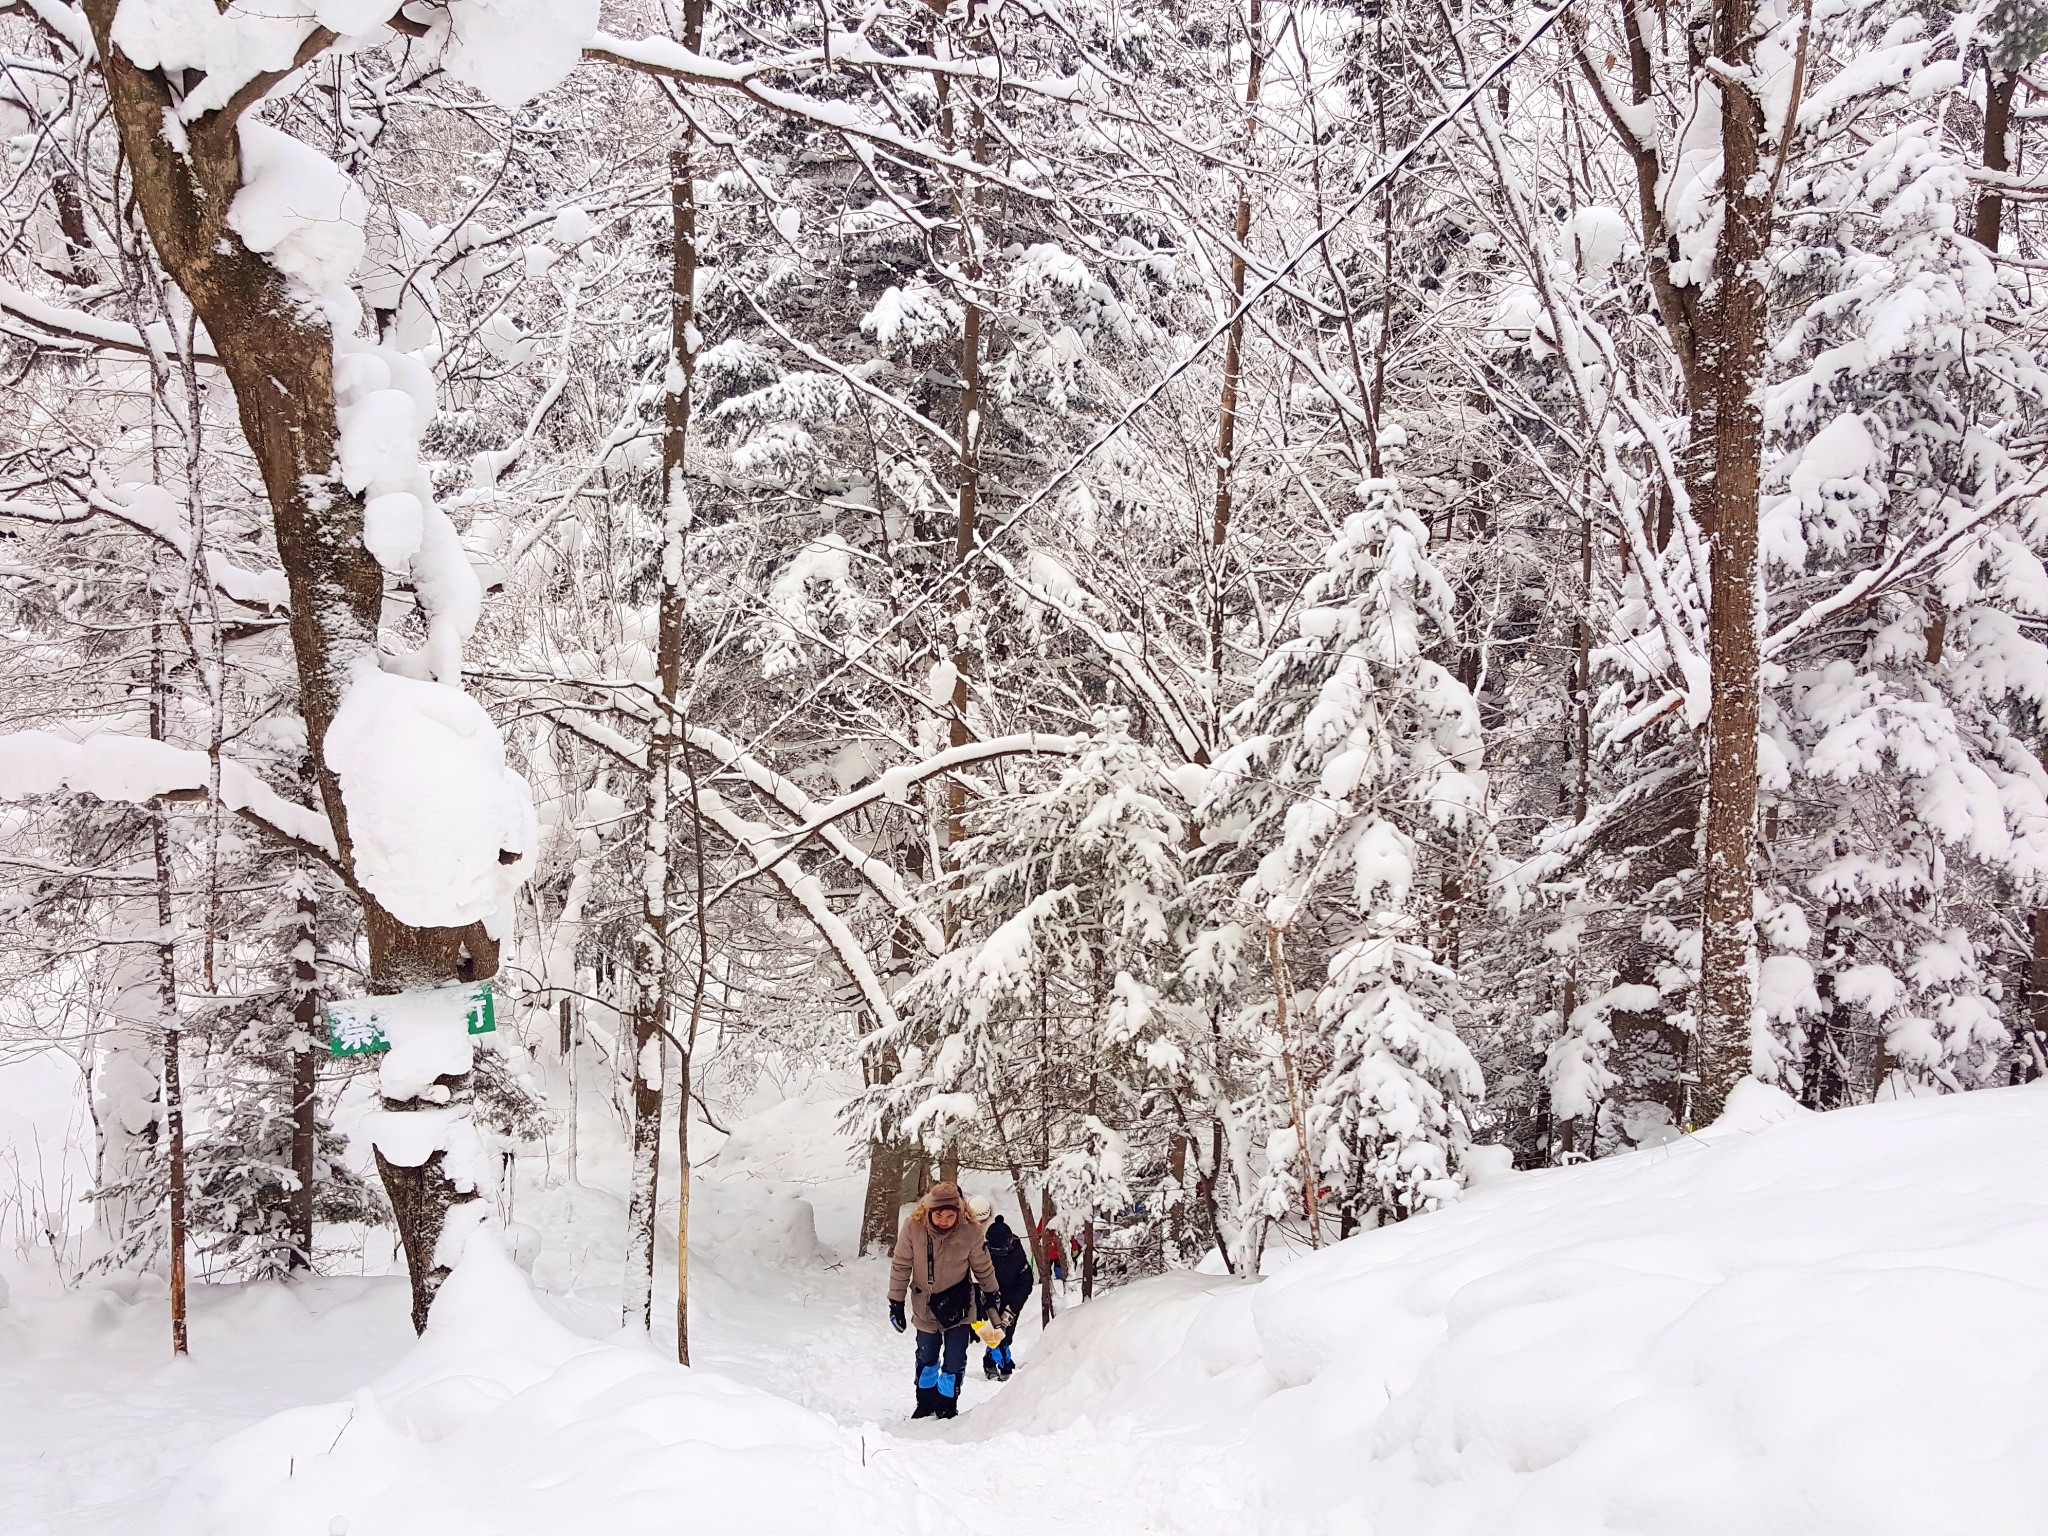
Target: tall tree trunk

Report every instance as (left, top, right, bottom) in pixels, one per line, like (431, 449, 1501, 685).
(153, 843, 186, 1359)
(1205, 0, 1266, 743)
(940, 71, 984, 857)
(84, 5, 507, 1332)
(633, 25, 709, 1332)
(149, 625, 186, 1354)
(1970, 66, 2043, 1081)
(161, 988, 187, 1357)
(1690, 0, 1772, 1126)
(288, 877, 319, 1271)
(675, 1046, 692, 1363)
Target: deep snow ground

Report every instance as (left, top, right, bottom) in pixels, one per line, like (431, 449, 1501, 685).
(0, 1270, 415, 1535)
(6, 1079, 2048, 1534)
(0, 1085, 1248, 1535)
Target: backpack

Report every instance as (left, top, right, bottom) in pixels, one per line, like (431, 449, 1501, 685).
(924, 1227, 976, 1330)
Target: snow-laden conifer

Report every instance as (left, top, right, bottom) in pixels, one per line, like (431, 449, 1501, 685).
(1203, 478, 1488, 1249)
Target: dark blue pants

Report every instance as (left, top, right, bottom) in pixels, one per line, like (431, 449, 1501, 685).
(914, 1326, 970, 1399)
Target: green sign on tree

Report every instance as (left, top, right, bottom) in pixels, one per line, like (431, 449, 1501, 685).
(326, 981, 496, 1058)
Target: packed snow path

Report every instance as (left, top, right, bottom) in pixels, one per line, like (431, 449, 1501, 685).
(7, 1083, 2048, 1533)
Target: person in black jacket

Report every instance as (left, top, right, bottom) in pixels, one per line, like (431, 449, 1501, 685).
(968, 1196, 1035, 1380)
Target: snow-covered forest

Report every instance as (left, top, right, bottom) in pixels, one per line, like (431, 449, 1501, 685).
(4, 0, 2048, 1528)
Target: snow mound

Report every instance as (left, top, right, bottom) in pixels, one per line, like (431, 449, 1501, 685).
(695, 1095, 847, 1267)
(977, 1084, 2048, 1534)
(228, 121, 366, 315)
(699, 1186, 832, 1270)
(710, 1092, 854, 1183)
(164, 1233, 908, 1535)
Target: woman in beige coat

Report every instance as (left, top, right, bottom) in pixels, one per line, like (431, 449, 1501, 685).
(887, 1180, 1001, 1418)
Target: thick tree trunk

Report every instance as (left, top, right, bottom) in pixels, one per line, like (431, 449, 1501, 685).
(1690, 0, 1772, 1127)
(84, 4, 502, 1332)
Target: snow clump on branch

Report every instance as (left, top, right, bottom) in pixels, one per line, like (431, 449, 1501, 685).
(324, 664, 536, 931)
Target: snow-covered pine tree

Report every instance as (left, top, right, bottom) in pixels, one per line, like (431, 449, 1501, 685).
(1748, 1, 2048, 1101)
(1202, 477, 1488, 1256)
(863, 711, 1197, 1280)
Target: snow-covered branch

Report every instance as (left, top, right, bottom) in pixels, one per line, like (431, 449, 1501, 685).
(0, 732, 337, 864)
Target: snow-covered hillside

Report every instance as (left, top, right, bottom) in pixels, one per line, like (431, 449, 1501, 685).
(8, 1080, 2028, 1535)
(978, 1081, 2048, 1532)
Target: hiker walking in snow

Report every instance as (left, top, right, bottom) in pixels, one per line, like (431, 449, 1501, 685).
(968, 1195, 1034, 1380)
(888, 1180, 1002, 1420)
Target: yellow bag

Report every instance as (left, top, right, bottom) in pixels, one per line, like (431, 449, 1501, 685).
(971, 1316, 1004, 1348)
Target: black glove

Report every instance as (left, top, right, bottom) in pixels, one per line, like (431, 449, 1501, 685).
(980, 1291, 1004, 1323)
(889, 1299, 906, 1333)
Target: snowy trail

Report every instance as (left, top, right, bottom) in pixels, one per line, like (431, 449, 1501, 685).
(14, 1084, 2046, 1534)
(0, 1091, 1244, 1535)
(503, 1120, 1254, 1533)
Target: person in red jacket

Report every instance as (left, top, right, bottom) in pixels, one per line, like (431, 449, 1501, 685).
(1038, 1222, 1068, 1283)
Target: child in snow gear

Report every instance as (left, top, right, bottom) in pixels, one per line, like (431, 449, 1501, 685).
(978, 1210, 1035, 1380)
(1039, 1222, 1068, 1283)
(888, 1181, 998, 1420)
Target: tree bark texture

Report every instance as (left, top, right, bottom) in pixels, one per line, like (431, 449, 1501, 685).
(1974, 69, 2018, 252)
(1690, 0, 1771, 1126)
(860, 1139, 905, 1254)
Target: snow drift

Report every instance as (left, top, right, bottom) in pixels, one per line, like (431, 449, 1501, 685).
(157, 1083, 2048, 1535)
(978, 1081, 2048, 1534)
(162, 1234, 909, 1536)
